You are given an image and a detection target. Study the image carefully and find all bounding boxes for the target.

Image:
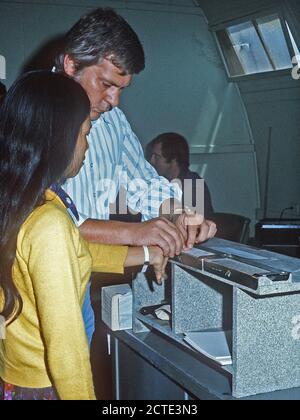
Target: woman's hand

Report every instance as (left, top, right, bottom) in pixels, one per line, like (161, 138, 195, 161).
(124, 246, 168, 283)
(149, 246, 168, 284)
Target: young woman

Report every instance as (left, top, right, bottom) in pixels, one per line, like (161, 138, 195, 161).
(0, 72, 167, 400)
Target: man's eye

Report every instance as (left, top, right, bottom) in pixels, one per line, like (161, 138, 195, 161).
(103, 82, 111, 88)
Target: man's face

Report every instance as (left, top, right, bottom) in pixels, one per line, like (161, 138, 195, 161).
(149, 142, 172, 179)
(66, 58, 132, 121)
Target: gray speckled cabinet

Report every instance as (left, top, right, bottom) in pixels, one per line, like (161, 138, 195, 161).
(232, 288, 300, 398)
(133, 238, 300, 399)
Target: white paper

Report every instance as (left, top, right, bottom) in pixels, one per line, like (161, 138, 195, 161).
(154, 304, 171, 321)
(184, 248, 214, 258)
(184, 330, 232, 366)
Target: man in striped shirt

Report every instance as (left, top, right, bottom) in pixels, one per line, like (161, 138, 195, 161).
(55, 8, 216, 347)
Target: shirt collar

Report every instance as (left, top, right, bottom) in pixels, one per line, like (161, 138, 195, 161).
(49, 184, 79, 222)
(93, 110, 112, 126)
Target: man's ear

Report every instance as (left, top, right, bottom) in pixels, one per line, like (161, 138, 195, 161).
(64, 55, 76, 76)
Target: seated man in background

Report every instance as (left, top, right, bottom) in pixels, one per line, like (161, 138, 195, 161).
(0, 82, 6, 103)
(147, 132, 214, 219)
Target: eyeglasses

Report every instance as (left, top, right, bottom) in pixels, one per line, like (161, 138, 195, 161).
(150, 152, 164, 160)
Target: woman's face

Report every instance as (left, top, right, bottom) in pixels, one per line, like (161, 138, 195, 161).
(66, 117, 91, 178)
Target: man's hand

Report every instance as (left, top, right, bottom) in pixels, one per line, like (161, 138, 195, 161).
(175, 212, 217, 249)
(131, 217, 186, 258)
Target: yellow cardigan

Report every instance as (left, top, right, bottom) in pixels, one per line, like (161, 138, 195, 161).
(0, 190, 128, 400)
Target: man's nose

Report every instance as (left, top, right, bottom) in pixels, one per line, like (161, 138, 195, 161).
(106, 89, 120, 108)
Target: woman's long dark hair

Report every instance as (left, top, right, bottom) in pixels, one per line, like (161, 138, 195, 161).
(0, 71, 90, 322)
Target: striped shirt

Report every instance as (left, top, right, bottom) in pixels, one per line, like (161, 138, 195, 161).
(63, 107, 181, 224)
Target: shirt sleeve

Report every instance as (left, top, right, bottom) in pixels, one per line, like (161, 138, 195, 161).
(119, 111, 182, 221)
(87, 243, 128, 274)
(25, 211, 95, 400)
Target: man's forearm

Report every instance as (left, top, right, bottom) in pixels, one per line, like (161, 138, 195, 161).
(80, 214, 188, 256)
(81, 199, 183, 245)
(79, 219, 137, 245)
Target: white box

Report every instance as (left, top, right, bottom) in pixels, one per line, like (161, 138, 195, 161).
(101, 284, 132, 331)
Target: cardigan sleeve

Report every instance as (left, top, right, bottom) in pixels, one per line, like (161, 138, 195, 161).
(25, 210, 96, 400)
(87, 243, 128, 274)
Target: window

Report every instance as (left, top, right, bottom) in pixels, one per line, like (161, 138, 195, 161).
(216, 13, 299, 77)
